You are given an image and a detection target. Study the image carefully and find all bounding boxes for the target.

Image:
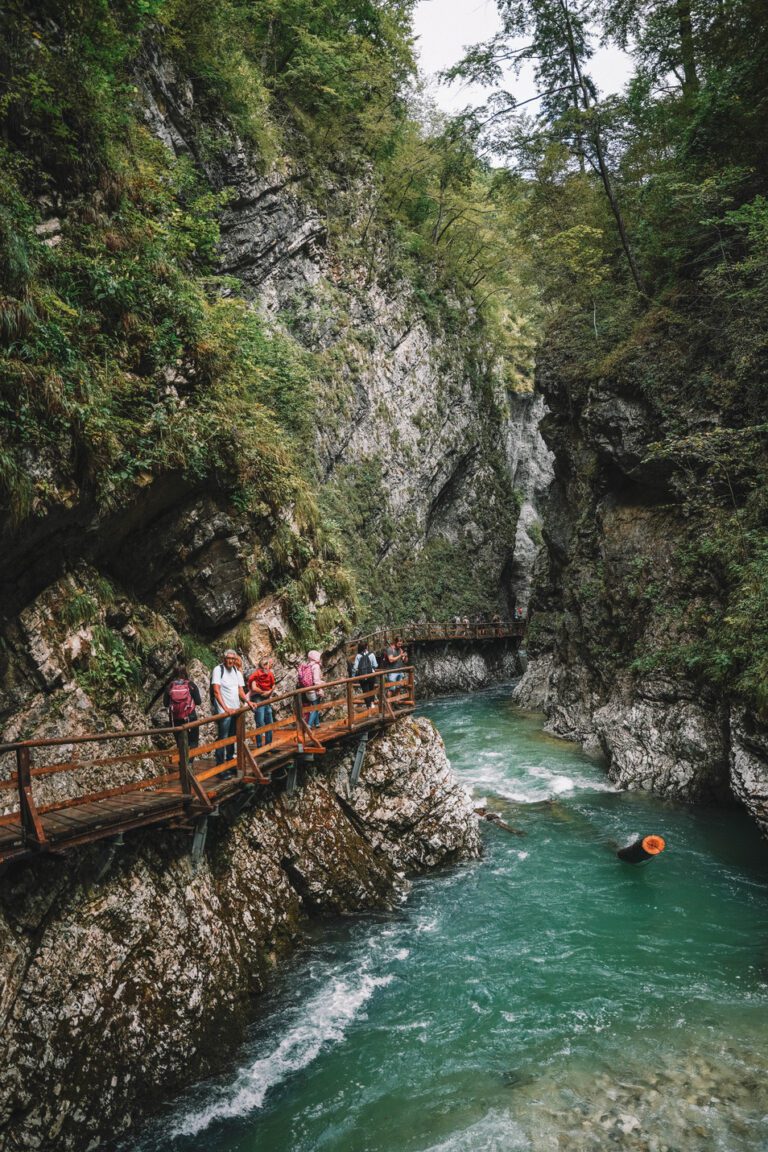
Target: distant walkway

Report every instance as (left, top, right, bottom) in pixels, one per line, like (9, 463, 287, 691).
(0, 668, 414, 869)
(345, 619, 525, 661)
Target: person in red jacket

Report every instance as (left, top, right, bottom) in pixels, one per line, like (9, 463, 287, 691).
(247, 656, 276, 747)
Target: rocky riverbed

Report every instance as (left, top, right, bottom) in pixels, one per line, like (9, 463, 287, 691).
(503, 1041, 768, 1152)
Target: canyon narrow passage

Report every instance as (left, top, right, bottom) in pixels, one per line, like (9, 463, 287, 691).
(133, 688, 768, 1152)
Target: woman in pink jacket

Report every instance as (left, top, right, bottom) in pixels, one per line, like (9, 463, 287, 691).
(304, 649, 325, 729)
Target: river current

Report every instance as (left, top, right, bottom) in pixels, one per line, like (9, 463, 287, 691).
(135, 687, 768, 1152)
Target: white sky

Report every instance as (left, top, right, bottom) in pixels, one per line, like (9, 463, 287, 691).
(412, 0, 632, 115)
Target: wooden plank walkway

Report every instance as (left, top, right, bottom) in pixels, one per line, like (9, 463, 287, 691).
(0, 671, 417, 868)
(344, 619, 525, 661)
(0, 618, 526, 869)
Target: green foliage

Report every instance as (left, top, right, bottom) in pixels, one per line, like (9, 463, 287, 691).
(0, 126, 330, 565)
(60, 592, 100, 629)
(449, 0, 768, 715)
(243, 578, 262, 608)
(82, 625, 143, 699)
(180, 634, 217, 670)
(155, 0, 417, 170)
(321, 453, 521, 626)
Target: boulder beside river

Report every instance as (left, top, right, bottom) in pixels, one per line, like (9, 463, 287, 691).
(0, 716, 479, 1152)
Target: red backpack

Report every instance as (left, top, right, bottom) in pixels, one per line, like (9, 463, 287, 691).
(168, 679, 194, 721)
(297, 661, 314, 688)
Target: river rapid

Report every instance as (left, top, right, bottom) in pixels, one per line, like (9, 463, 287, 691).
(134, 687, 768, 1152)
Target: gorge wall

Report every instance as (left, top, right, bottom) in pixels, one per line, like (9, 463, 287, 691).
(139, 48, 551, 630)
(1, 27, 550, 745)
(516, 336, 768, 836)
(0, 11, 540, 1149)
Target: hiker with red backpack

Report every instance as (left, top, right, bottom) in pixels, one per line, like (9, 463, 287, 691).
(297, 650, 324, 729)
(164, 664, 202, 750)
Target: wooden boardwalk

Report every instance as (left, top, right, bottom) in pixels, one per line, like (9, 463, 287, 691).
(344, 619, 525, 661)
(0, 618, 526, 869)
(0, 669, 415, 868)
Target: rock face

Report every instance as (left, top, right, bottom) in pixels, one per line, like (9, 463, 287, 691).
(136, 48, 550, 621)
(504, 391, 554, 614)
(0, 716, 478, 1152)
(0, 46, 544, 1149)
(1, 47, 554, 779)
(730, 709, 768, 837)
(519, 343, 763, 816)
(408, 641, 523, 699)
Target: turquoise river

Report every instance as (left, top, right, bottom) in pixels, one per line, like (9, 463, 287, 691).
(135, 687, 768, 1151)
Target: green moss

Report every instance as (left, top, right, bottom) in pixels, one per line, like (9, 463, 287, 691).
(320, 452, 521, 627)
(180, 634, 217, 671)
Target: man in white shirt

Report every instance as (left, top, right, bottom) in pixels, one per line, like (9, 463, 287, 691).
(211, 648, 251, 773)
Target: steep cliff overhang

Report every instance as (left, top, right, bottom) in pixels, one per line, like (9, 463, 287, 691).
(0, 471, 253, 631)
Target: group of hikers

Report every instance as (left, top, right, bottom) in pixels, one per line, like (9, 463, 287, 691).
(162, 636, 410, 775)
(450, 608, 525, 633)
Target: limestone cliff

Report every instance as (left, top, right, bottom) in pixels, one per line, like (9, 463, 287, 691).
(0, 716, 479, 1152)
(515, 338, 768, 827)
(137, 48, 548, 627)
(0, 38, 551, 744)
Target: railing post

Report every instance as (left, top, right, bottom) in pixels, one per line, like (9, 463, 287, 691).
(236, 710, 246, 776)
(293, 691, 306, 750)
(16, 747, 46, 846)
(346, 678, 354, 730)
(178, 730, 192, 800)
(379, 673, 386, 720)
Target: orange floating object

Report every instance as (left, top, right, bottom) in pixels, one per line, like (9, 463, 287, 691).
(617, 834, 667, 864)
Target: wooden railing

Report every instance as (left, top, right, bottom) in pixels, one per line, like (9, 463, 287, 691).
(345, 619, 525, 661)
(0, 667, 415, 868)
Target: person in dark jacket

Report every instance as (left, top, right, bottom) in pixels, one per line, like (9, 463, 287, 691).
(352, 641, 378, 708)
(164, 664, 202, 750)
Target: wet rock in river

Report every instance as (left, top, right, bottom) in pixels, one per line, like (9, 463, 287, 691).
(0, 716, 477, 1151)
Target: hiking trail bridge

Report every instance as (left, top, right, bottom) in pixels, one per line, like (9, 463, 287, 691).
(0, 620, 524, 868)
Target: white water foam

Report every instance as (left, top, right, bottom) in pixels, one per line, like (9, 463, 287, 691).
(171, 967, 393, 1139)
(419, 1109, 529, 1151)
(464, 756, 618, 805)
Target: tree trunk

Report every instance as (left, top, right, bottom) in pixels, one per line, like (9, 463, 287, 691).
(675, 0, 700, 95)
(558, 0, 646, 296)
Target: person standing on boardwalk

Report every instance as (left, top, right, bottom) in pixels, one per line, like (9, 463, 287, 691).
(211, 648, 251, 773)
(247, 656, 276, 748)
(385, 638, 406, 686)
(352, 641, 378, 709)
(298, 650, 325, 729)
(164, 664, 202, 751)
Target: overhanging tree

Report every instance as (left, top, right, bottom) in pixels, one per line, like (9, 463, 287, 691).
(448, 0, 646, 295)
